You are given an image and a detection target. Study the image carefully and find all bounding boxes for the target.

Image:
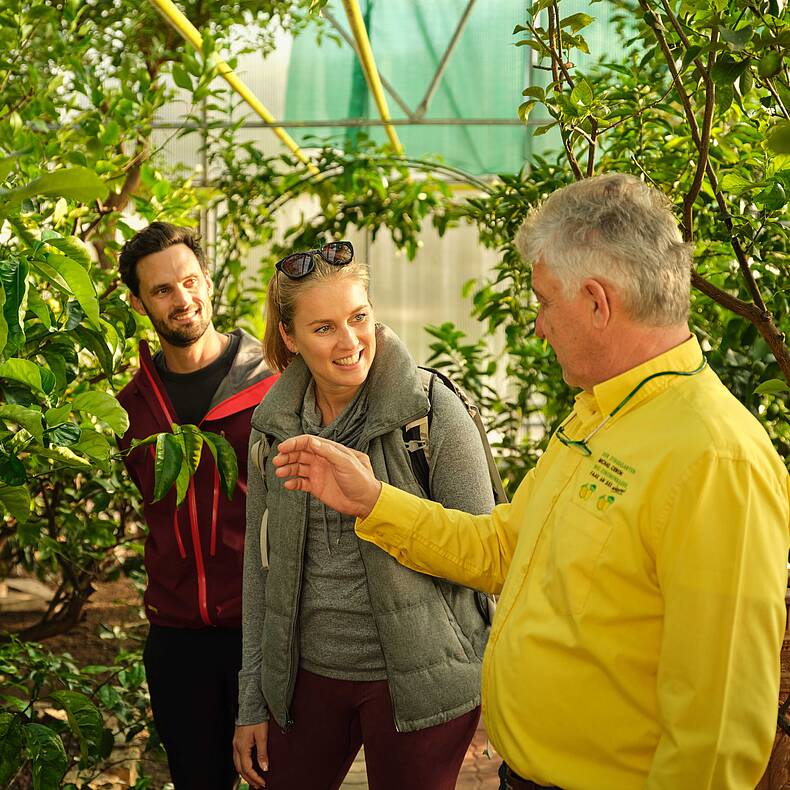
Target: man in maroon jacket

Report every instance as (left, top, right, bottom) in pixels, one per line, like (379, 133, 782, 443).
(117, 222, 277, 789)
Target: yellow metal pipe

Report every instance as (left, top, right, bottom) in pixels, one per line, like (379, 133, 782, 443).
(147, 0, 317, 173)
(341, 0, 404, 155)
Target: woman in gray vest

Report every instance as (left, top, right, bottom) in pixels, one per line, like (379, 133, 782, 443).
(233, 242, 494, 790)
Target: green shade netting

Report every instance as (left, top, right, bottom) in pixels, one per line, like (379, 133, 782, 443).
(284, 0, 530, 175)
(284, 1, 623, 176)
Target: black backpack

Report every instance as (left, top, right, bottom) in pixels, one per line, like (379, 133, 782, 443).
(402, 367, 507, 625)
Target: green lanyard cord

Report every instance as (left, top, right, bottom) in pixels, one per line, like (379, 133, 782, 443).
(556, 358, 708, 456)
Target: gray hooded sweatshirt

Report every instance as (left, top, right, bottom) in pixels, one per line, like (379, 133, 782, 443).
(238, 324, 495, 732)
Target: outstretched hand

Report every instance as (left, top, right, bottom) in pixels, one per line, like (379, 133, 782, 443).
(273, 435, 382, 519)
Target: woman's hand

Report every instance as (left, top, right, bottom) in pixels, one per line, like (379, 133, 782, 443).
(233, 721, 269, 789)
(273, 435, 382, 519)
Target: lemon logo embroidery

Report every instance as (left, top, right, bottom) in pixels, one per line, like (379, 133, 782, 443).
(596, 495, 615, 512)
(579, 483, 597, 500)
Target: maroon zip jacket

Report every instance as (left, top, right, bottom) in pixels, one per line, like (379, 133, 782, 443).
(118, 330, 278, 630)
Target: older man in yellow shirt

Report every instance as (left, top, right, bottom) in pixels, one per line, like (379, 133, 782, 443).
(272, 174, 790, 790)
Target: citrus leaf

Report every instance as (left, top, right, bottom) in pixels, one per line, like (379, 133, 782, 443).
(71, 391, 129, 436)
(45, 237, 92, 269)
(49, 690, 104, 763)
(0, 484, 31, 522)
(24, 722, 68, 790)
(0, 405, 44, 442)
(152, 432, 183, 503)
(755, 378, 790, 394)
(201, 431, 238, 500)
(1, 166, 109, 207)
(0, 259, 29, 357)
(44, 252, 100, 330)
(0, 359, 55, 399)
(179, 424, 204, 475)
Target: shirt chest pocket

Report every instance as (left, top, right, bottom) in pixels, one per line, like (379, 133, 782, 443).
(541, 500, 614, 616)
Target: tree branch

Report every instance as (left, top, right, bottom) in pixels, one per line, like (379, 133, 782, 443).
(682, 27, 718, 239)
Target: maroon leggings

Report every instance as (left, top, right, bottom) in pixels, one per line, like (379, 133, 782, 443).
(262, 668, 480, 790)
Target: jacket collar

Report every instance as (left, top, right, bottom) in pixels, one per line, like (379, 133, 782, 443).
(251, 323, 428, 441)
(135, 329, 275, 424)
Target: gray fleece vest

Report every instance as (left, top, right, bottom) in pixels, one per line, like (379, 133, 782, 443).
(250, 324, 490, 732)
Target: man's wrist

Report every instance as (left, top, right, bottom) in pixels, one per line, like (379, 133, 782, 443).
(359, 480, 383, 520)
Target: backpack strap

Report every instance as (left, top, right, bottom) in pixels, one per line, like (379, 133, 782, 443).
(403, 370, 436, 497)
(402, 367, 503, 627)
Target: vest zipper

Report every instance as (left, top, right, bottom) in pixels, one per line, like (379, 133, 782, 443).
(283, 501, 310, 729)
(358, 545, 402, 733)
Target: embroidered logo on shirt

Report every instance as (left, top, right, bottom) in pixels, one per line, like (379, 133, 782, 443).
(578, 451, 636, 509)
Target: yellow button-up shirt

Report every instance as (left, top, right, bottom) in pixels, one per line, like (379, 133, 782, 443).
(357, 337, 790, 789)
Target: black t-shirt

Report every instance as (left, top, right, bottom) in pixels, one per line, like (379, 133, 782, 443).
(154, 332, 240, 426)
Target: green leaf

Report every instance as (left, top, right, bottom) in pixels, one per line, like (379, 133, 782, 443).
(175, 451, 190, 507)
(26, 290, 51, 329)
(0, 446, 25, 486)
(71, 391, 129, 436)
(559, 12, 593, 32)
(44, 423, 81, 447)
(44, 253, 100, 329)
(179, 424, 204, 474)
(45, 237, 92, 269)
(152, 432, 183, 503)
(0, 156, 20, 185)
(756, 181, 786, 211)
(755, 378, 790, 394)
(518, 100, 537, 122)
(24, 722, 69, 790)
(0, 712, 25, 785)
(45, 404, 71, 426)
(35, 445, 92, 469)
(0, 359, 56, 399)
(719, 172, 756, 193)
(522, 86, 545, 100)
(720, 26, 753, 49)
(0, 405, 44, 442)
(767, 122, 790, 154)
(1, 166, 109, 208)
(0, 484, 31, 522)
(681, 44, 703, 70)
(0, 279, 7, 361)
(570, 79, 594, 108)
(172, 64, 193, 91)
(202, 431, 238, 501)
(72, 429, 112, 468)
(710, 55, 749, 86)
(49, 690, 105, 763)
(532, 121, 557, 137)
(72, 326, 115, 382)
(738, 68, 754, 96)
(0, 259, 29, 358)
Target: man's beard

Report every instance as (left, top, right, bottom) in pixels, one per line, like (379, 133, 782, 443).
(148, 306, 212, 347)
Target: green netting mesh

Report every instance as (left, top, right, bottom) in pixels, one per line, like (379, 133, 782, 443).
(285, 0, 530, 175)
(284, 1, 625, 176)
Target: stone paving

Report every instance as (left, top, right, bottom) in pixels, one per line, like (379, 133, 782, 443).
(340, 720, 501, 789)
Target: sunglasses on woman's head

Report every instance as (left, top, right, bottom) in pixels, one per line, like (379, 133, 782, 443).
(275, 241, 354, 280)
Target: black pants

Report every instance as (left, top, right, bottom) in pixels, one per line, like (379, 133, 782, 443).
(143, 624, 241, 790)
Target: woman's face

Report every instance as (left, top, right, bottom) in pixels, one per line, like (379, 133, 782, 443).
(280, 278, 376, 401)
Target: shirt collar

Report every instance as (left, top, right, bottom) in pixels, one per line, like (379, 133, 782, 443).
(580, 335, 704, 418)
